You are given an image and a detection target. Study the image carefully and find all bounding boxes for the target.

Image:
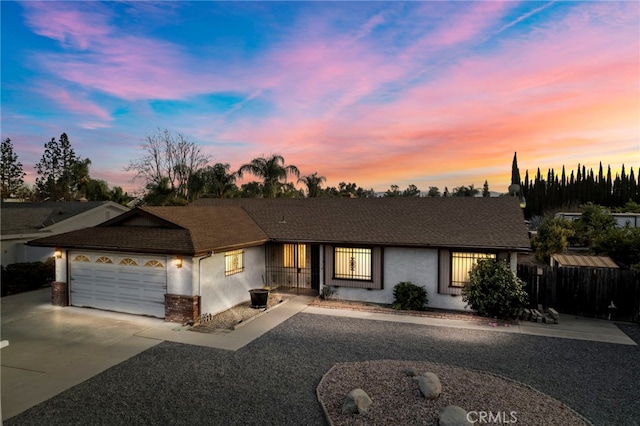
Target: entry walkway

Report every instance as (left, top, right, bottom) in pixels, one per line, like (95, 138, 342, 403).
(1, 288, 636, 421)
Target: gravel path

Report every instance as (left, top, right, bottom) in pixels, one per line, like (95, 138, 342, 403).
(6, 314, 640, 426)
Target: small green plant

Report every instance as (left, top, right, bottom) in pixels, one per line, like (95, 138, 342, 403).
(462, 259, 528, 319)
(320, 285, 336, 300)
(392, 281, 428, 311)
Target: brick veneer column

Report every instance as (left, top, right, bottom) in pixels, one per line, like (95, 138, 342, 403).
(51, 281, 69, 306)
(164, 294, 200, 323)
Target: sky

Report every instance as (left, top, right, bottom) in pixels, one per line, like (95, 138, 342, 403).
(2, 1, 639, 195)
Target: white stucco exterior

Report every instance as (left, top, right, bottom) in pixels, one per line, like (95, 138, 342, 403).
(327, 247, 469, 311)
(322, 247, 519, 312)
(198, 245, 266, 316)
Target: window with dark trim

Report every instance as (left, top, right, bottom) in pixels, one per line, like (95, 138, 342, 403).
(225, 249, 244, 276)
(450, 252, 496, 287)
(334, 247, 372, 281)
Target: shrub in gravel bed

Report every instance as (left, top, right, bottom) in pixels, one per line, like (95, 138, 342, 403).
(462, 259, 528, 319)
(392, 281, 428, 311)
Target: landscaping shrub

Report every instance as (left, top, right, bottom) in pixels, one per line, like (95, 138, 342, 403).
(462, 259, 528, 319)
(1, 258, 55, 297)
(392, 281, 428, 311)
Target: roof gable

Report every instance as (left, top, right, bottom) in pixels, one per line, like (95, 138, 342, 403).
(1, 201, 127, 235)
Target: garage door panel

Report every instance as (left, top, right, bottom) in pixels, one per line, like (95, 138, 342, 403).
(69, 251, 167, 318)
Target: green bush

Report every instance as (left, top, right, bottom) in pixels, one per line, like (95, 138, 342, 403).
(462, 259, 528, 319)
(1, 258, 55, 297)
(392, 281, 428, 311)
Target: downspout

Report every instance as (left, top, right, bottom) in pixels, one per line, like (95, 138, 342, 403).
(198, 251, 213, 299)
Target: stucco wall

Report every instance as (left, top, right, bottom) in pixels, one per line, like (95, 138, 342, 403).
(2, 240, 52, 266)
(199, 245, 266, 316)
(167, 255, 192, 295)
(323, 247, 471, 312)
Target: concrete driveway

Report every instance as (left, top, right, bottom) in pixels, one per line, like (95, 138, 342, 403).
(2, 287, 636, 422)
(1, 288, 165, 420)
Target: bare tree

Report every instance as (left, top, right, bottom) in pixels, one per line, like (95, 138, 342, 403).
(126, 128, 210, 200)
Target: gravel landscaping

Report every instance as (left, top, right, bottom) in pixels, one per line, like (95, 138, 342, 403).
(6, 312, 640, 426)
(190, 293, 290, 332)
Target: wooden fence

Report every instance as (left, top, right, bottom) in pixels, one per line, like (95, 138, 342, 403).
(517, 264, 640, 323)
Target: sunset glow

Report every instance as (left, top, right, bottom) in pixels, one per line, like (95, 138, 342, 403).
(2, 1, 638, 194)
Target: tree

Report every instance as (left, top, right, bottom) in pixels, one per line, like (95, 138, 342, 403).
(84, 178, 110, 201)
(238, 181, 263, 198)
(238, 154, 300, 198)
(462, 259, 528, 319)
(384, 184, 401, 197)
(35, 133, 85, 201)
(592, 226, 640, 269)
(189, 163, 238, 199)
(427, 186, 440, 197)
(532, 217, 574, 262)
(1, 138, 26, 199)
(144, 177, 187, 206)
(451, 184, 479, 197)
(298, 172, 326, 197)
(571, 203, 616, 247)
(482, 180, 490, 197)
(126, 128, 210, 201)
(401, 184, 421, 197)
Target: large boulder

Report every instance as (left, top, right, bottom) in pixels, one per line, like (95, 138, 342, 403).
(439, 405, 472, 426)
(418, 372, 442, 399)
(341, 388, 373, 414)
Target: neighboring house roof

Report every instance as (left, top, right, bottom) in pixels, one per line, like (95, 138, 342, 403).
(552, 254, 619, 269)
(30, 197, 530, 256)
(1, 201, 127, 237)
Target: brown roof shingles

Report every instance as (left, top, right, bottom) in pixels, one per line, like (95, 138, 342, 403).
(31, 197, 530, 255)
(194, 197, 531, 250)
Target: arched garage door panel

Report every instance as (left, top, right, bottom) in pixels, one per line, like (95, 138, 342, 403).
(69, 252, 166, 318)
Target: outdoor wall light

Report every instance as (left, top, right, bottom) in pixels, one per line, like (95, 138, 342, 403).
(55, 249, 62, 259)
(175, 256, 183, 268)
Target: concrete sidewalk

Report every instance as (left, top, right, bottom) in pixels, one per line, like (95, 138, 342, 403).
(1, 288, 636, 421)
(303, 306, 637, 345)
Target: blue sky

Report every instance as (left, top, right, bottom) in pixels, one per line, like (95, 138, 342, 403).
(2, 1, 638, 194)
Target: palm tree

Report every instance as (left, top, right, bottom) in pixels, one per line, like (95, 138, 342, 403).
(298, 172, 326, 197)
(238, 154, 300, 198)
(189, 163, 238, 199)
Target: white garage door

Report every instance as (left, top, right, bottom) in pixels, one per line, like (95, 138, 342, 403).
(69, 251, 167, 318)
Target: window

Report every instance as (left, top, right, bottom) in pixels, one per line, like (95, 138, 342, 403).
(95, 256, 114, 264)
(119, 258, 138, 266)
(225, 249, 244, 276)
(450, 252, 496, 287)
(334, 247, 372, 281)
(144, 259, 164, 268)
(73, 255, 90, 262)
(283, 244, 306, 268)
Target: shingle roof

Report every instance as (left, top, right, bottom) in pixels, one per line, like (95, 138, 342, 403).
(1, 201, 111, 235)
(193, 197, 531, 250)
(30, 205, 269, 255)
(30, 197, 530, 255)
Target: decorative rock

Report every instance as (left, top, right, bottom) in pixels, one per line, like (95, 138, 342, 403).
(439, 405, 472, 426)
(418, 372, 441, 399)
(341, 388, 372, 414)
(404, 367, 418, 376)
